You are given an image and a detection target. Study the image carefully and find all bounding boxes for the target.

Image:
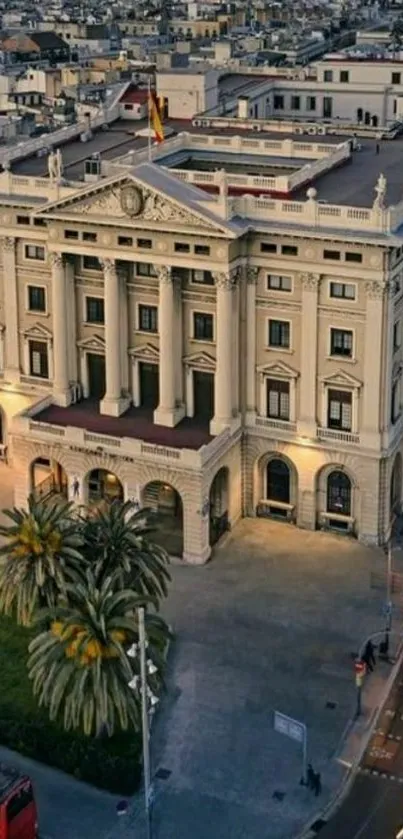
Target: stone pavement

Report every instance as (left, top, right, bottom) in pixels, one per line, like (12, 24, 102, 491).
(0, 464, 400, 839)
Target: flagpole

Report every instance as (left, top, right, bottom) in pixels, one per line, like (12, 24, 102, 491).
(147, 78, 152, 162)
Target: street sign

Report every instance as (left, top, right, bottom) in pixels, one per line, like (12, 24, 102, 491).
(274, 711, 307, 783)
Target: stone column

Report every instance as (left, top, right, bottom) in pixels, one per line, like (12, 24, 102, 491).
(245, 266, 258, 424)
(154, 266, 184, 427)
(297, 273, 321, 438)
(100, 259, 130, 417)
(361, 280, 386, 450)
(2, 237, 20, 383)
(210, 269, 238, 436)
(49, 252, 71, 407)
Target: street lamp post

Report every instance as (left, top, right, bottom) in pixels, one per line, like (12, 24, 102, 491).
(128, 607, 159, 839)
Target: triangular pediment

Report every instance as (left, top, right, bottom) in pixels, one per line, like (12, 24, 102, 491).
(77, 334, 106, 351)
(128, 342, 159, 361)
(21, 322, 53, 340)
(321, 369, 362, 388)
(34, 164, 237, 238)
(183, 350, 216, 371)
(257, 360, 299, 379)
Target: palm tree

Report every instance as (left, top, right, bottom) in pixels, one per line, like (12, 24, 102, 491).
(28, 569, 169, 736)
(0, 495, 84, 626)
(81, 501, 171, 601)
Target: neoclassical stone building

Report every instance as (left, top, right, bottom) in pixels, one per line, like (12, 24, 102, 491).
(0, 154, 402, 562)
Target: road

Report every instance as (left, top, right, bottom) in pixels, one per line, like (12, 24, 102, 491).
(320, 661, 403, 839)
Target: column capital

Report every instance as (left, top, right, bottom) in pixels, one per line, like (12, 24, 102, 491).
(299, 272, 321, 291)
(246, 266, 259, 285)
(365, 280, 387, 300)
(48, 252, 63, 269)
(213, 268, 239, 290)
(157, 266, 173, 284)
(2, 236, 15, 251)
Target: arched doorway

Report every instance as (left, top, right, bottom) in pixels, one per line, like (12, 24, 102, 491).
(326, 470, 352, 517)
(87, 469, 124, 505)
(209, 467, 229, 546)
(267, 458, 290, 504)
(31, 457, 68, 500)
(142, 481, 183, 557)
(390, 453, 402, 516)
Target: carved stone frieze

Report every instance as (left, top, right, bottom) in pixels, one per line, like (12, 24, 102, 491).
(157, 266, 173, 284)
(2, 236, 15, 252)
(246, 266, 259, 285)
(48, 252, 63, 269)
(365, 280, 388, 300)
(299, 272, 321, 291)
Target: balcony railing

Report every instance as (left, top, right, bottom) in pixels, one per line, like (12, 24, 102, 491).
(254, 416, 297, 433)
(316, 427, 360, 445)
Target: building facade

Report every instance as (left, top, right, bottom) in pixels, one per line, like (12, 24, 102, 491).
(1, 159, 402, 563)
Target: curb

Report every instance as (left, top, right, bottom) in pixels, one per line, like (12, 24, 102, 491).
(295, 647, 403, 839)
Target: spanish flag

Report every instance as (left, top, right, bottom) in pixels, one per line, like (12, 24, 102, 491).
(149, 89, 164, 143)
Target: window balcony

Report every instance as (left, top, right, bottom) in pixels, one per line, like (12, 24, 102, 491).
(316, 427, 360, 445)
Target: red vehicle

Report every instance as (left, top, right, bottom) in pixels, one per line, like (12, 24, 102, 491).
(0, 764, 37, 839)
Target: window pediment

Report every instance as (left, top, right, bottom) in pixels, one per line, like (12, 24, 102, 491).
(183, 351, 216, 371)
(129, 342, 159, 362)
(257, 360, 299, 379)
(321, 369, 362, 389)
(21, 322, 52, 341)
(77, 334, 106, 352)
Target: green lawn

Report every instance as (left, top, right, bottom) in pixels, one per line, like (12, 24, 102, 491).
(0, 614, 142, 794)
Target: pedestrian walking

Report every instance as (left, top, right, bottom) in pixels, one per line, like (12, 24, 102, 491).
(307, 763, 315, 790)
(313, 772, 322, 797)
(363, 640, 376, 671)
(376, 142, 380, 154)
(72, 477, 80, 498)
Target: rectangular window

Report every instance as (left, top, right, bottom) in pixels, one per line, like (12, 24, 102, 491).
(29, 340, 48, 379)
(268, 319, 290, 349)
(327, 388, 352, 430)
(329, 282, 356, 300)
(345, 252, 362, 263)
(137, 238, 152, 249)
(306, 96, 316, 111)
(118, 235, 133, 246)
(83, 231, 97, 242)
(25, 244, 45, 261)
(194, 244, 210, 255)
(174, 242, 190, 253)
(340, 70, 349, 83)
(137, 262, 158, 277)
(28, 285, 46, 312)
(324, 249, 340, 260)
(274, 94, 284, 110)
(17, 215, 30, 225)
(324, 69, 333, 82)
(83, 255, 101, 271)
(33, 218, 46, 227)
(394, 320, 401, 352)
(291, 95, 300, 110)
(64, 229, 78, 240)
(330, 328, 353, 358)
(392, 71, 401, 84)
(266, 379, 290, 420)
(138, 304, 158, 332)
(192, 269, 214, 285)
(281, 244, 298, 256)
(86, 297, 105, 324)
(260, 242, 277, 253)
(267, 274, 292, 292)
(392, 379, 401, 423)
(193, 312, 213, 341)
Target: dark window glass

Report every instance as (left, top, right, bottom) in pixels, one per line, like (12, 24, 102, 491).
(392, 72, 401, 84)
(274, 95, 284, 109)
(137, 238, 152, 249)
(291, 95, 300, 110)
(268, 275, 292, 292)
(193, 312, 213, 341)
(137, 262, 158, 277)
(83, 231, 97, 242)
(340, 70, 349, 83)
(33, 218, 46, 227)
(174, 242, 190, 253)
(29, 340, 48, 378)
(345, 252, 362, 263)
(139, 304, 158, 332)
(327, 470, 351, 515)
(330, 328, 353, 357)
(192, 269, 214, 285)
(17, 215, 30, 225)
(324, 70, 333, 82)
(83, 255, 101, 271)
(86, 297, 105, 324)
(281, 244, 298, 256)
(269, 320, 290, 348)
(266, 459, 290, 503)
(65, 229, 78, 240)
(260, 242, 277, 253)
(118, 236, 133, 246)
(25, 245, 45, 260)
(324, 249, 340, 260)
(330, 282, 355, 300)
(195, 244, 210, 255)
(327, 389, 352, 430)
(266, 379, 290, 419)
(28, 285, 46, 312)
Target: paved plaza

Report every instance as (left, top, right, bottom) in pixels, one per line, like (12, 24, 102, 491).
(0, 465, 400, 839)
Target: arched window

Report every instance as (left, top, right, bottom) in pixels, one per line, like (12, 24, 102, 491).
(266, 459, 290, 504)
(327, 471, 352, 516)
(357, 107, 363, 122)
